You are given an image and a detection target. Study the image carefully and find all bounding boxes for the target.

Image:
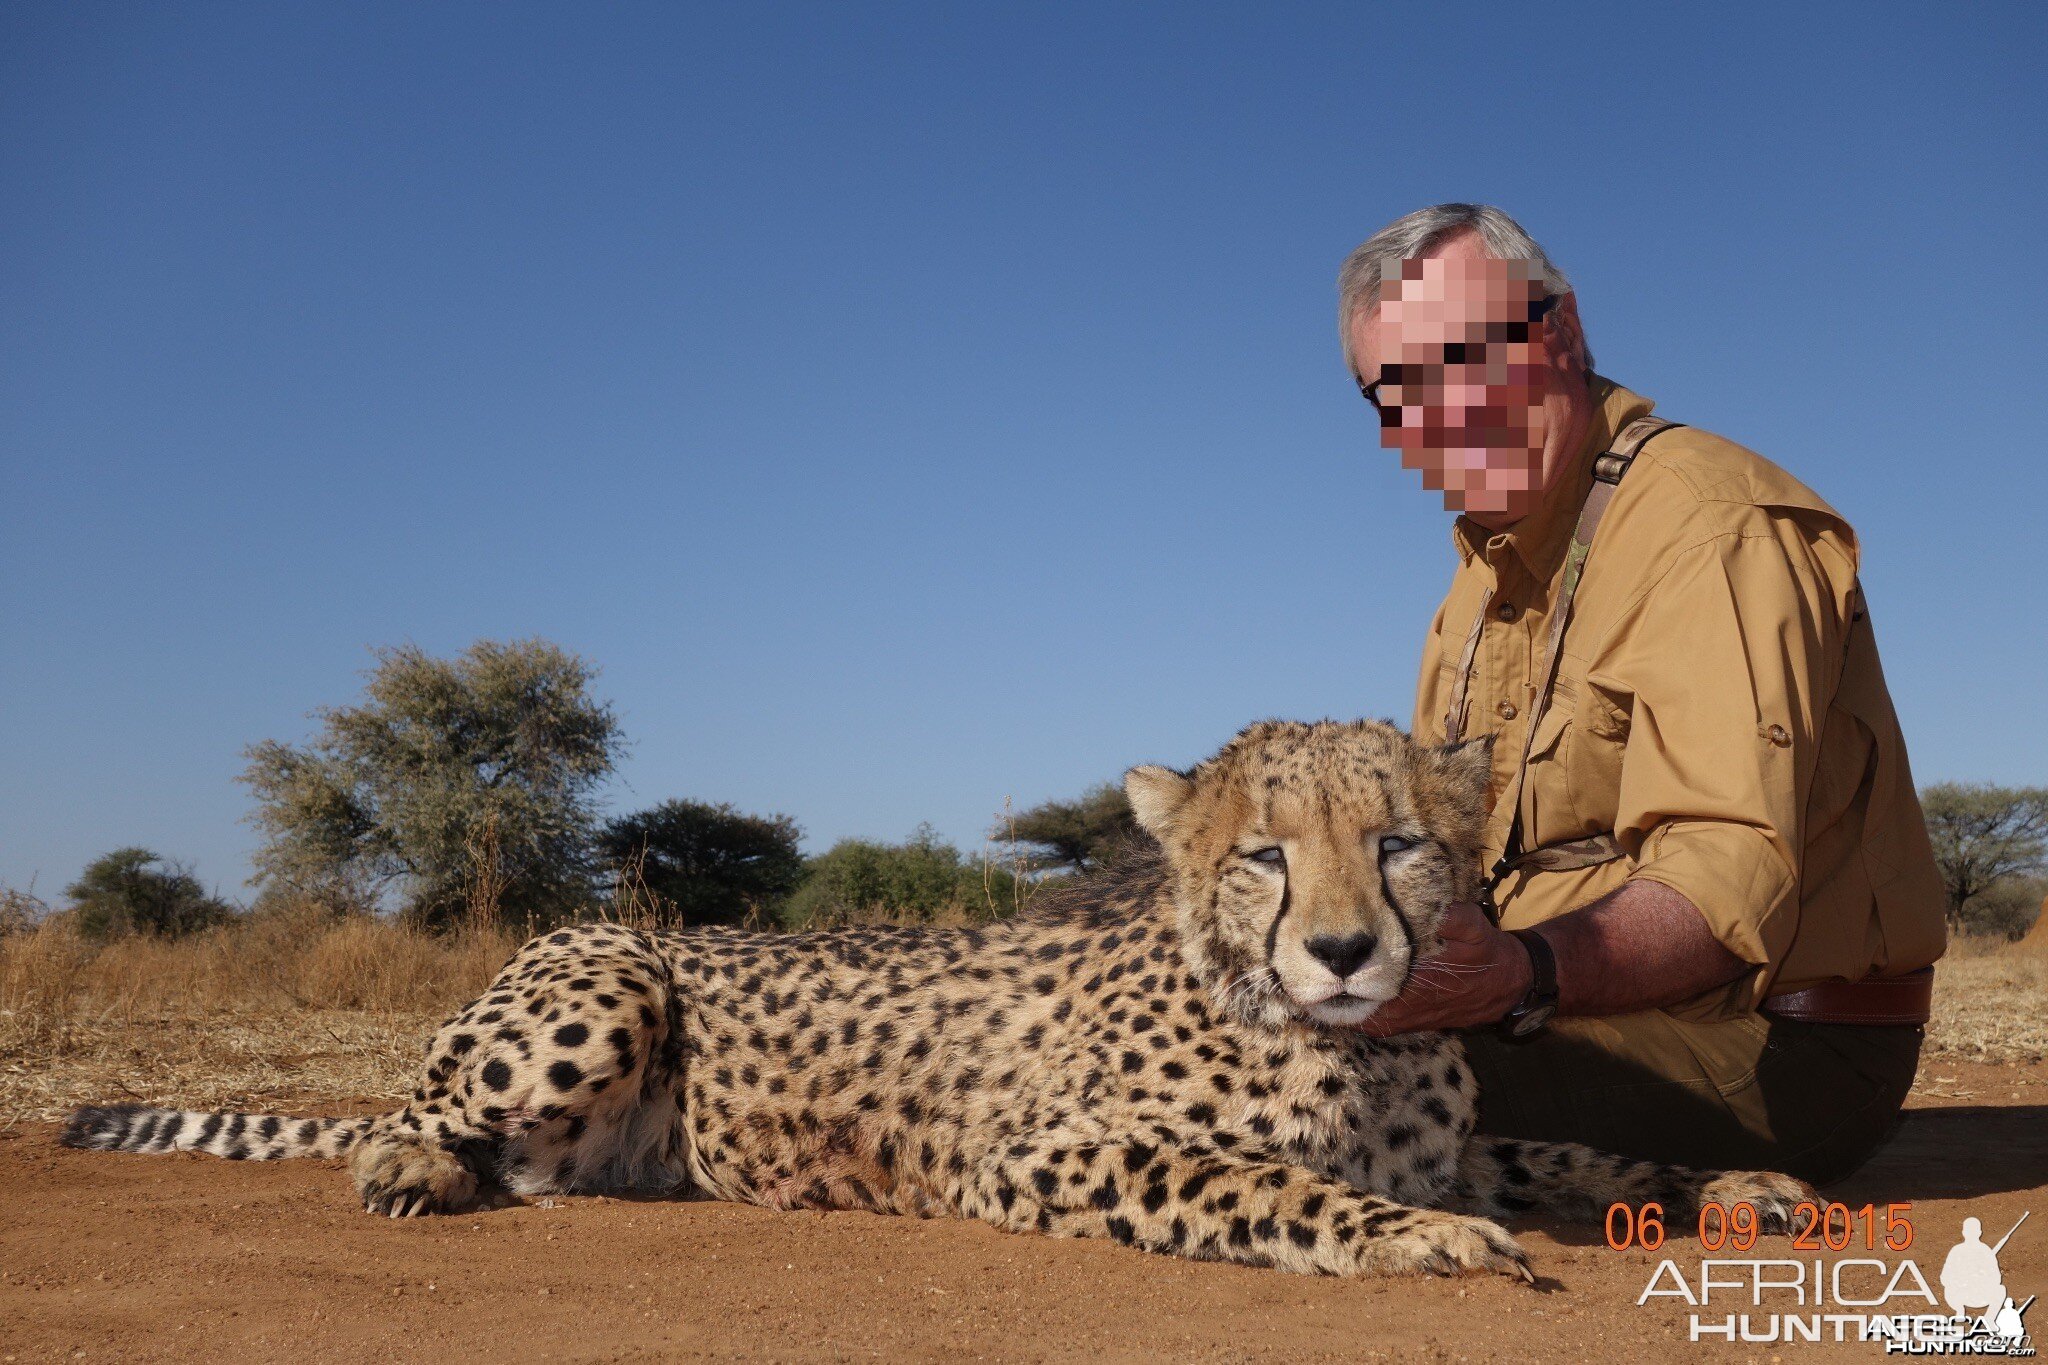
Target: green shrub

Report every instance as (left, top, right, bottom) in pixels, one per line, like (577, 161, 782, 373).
(779, 825, 1027, 930)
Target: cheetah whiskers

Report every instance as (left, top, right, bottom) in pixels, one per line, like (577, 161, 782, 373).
(1406, 959, 1491, 997)
(1217, 963, 1281, 1024)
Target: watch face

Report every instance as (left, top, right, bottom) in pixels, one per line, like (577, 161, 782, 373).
(1510, 1004, 1555, 1038)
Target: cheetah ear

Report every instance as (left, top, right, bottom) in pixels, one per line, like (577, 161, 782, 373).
(1123, 765, 1194, 839)
(1429, 736, 1494, 810)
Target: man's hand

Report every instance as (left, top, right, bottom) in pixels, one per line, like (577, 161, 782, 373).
(1360, 901, 1534, 1037)
(1360, 881, 1753, 1036)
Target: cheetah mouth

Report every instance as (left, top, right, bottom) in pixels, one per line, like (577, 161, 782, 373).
(1296, 991, 1388, 1028)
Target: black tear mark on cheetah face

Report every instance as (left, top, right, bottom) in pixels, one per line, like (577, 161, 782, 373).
(1124, 719, 1492, 1029)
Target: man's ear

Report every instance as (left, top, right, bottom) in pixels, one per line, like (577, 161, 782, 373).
(1547, 291, 1590, 375)
(1123, 765, 1193, 840)
(1430, 736, 1494, 812)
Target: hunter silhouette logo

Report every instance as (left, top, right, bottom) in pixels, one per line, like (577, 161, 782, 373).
(1935, 1214, 2033, 1350)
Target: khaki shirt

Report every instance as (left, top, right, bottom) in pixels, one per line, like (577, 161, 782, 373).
(1412, 378, 1947, 1019)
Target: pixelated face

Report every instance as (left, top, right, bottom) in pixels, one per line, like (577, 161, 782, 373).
(1125, 721, 1490, 1029)
(1349, 233, 1582, 523)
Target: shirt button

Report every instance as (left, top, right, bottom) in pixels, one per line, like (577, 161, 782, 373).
(1496, 602, 1519, 622)
(1759, 722, 1791, 747)
(1497, 701, 1519, 721)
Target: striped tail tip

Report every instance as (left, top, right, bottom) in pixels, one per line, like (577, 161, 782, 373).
(61, 1103, 151, 1151)
(60, 1104, 370, 1159)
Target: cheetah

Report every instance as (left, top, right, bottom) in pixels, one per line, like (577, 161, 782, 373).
(64, 719, 1814, 1278)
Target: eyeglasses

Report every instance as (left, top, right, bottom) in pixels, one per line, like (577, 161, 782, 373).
(1357, 293, 1560, 424)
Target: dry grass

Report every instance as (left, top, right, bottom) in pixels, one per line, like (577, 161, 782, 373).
(0, 911, 520, 1127)
(3, 912, 2043, 1129)
(1924, 930, 2048, 1065)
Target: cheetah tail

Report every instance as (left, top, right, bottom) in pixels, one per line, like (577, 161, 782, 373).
(60, 1104, 371, 1160)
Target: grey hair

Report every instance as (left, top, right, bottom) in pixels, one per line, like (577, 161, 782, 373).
(1336, 203, 1591, 377)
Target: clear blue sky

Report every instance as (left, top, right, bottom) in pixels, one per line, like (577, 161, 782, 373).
(3, 2, 2043, 902)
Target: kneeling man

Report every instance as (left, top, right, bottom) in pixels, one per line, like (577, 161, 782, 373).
(1337, 203, 1944, 1183)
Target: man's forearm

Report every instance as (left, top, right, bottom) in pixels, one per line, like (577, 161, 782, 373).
(1533, 878, 1750, 1018)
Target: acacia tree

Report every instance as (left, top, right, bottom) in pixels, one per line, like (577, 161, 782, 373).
(994, 781, 1143, 875)
(240, 639, 624, 928)
(1919, 782, 2048, 932)
(597, 799, 805, 928)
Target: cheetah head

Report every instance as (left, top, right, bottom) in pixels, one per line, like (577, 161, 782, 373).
(1123, 719, 1490, 1029)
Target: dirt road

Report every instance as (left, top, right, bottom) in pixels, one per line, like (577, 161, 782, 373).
(5, 1059, 2045, 1363)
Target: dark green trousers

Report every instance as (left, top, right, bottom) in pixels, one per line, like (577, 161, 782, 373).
(1460, 1010, 1923, 1185)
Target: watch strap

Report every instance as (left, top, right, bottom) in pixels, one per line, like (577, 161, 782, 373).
(1508, 928, 1558, 1013)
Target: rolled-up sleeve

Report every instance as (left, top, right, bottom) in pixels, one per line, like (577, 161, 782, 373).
(1588, 520, 1849, 998)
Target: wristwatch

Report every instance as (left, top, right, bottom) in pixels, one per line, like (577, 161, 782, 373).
(1497, 928, 1559, 1042)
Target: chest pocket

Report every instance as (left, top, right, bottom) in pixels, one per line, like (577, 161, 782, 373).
(1519, 702, 1583, 841)
(1563, 671, 1634, 835)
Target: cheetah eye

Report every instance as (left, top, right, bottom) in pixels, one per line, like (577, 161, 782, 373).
(1244, 846, 1285, 868)
(1378, 834, 1417, 856)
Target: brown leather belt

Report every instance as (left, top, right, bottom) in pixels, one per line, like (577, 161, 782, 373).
(1760, 966, 1934, 1026)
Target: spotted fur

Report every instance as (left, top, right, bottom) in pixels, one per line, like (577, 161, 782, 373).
(63, 719, 1813, 1277)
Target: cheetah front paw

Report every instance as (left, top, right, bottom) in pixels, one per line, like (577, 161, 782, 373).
(1698, 1170, 1819, 1234)
(349, 1132, 484, 1218)
(1353, 1210, 1532, 1282)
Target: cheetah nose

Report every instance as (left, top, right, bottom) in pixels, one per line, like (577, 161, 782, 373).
(1304, 933, 1378, 979)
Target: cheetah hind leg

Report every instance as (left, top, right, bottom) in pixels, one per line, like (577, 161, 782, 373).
(347, 922, 679, 1216)
(1454, 1135, 1818, 1232)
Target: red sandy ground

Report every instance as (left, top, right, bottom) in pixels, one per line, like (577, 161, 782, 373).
(4, 1058, 2045, 1363)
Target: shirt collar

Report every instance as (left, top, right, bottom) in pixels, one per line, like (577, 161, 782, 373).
(1451, 375, 1657, 585)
